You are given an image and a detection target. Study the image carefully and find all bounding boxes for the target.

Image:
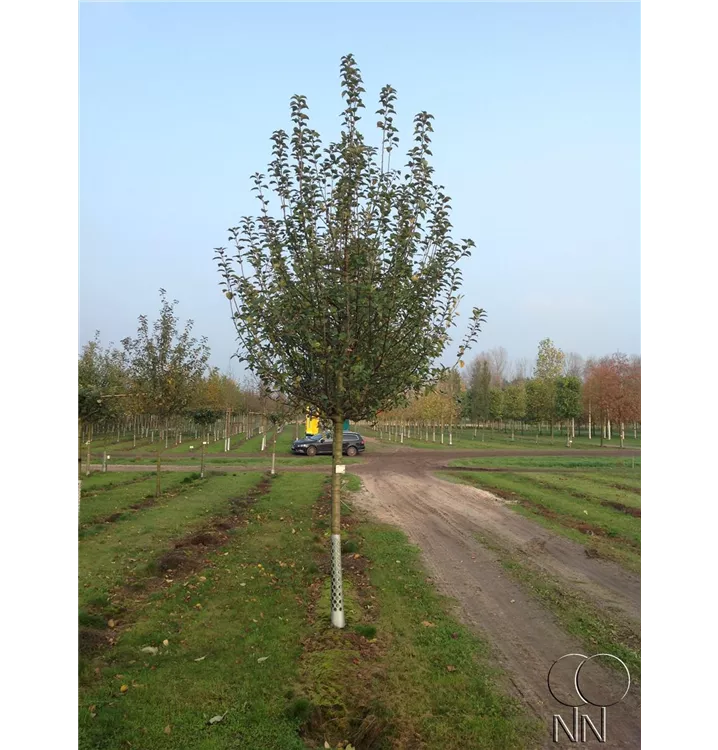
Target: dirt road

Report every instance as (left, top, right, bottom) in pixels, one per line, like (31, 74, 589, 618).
(351, 447, 641, 749)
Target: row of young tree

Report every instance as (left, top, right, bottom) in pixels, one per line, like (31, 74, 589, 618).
(370, 339, 641, 448)
(78, 291, 298, 490)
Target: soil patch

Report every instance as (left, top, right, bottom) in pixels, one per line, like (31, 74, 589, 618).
(603, 500, 641, 517)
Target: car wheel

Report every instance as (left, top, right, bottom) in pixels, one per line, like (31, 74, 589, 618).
(346, 445, 358, 457)
(306, 446, 317, 457)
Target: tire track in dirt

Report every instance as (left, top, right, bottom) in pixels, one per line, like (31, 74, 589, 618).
(352, 464, 640, 749)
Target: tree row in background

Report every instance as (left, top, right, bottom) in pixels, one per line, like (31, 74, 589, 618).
(368, 338, 640, 448)
(78, 291, 300, 490)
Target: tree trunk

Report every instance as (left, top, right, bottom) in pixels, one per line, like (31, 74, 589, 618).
(620, 421, 625, 449)
(77, 417, 84, 479)
(86, 424, 93, 476)
(156, 430, 164, 498)
(330, 414, 345, 628)
(633, 422, 637, 439)
(571, 418, 575, 438)
(607, 417, 612, 441)
(271, 428, 277, 475)
(441, 422, 444, 444)
(588, 401, 592, 439)
(200, 439, 206, 479)
(432, 424, 436, 442)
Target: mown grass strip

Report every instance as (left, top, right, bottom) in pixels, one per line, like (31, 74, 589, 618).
(438, 471, 641, 574)
(79, 473, 325, 750)
(79, 473, 200, 528)
(362, 426, 641, 452)
(78, 473, 265, 618)
(449, 456, 641, 469)
(79, 472, 153, 493)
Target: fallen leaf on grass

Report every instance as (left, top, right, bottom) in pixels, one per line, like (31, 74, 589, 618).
(120, 684, 129, 693)
(324, 742, 331, 749)
(164, 725, 171, 735)
(446, 666, 456, 672)
(421, 621, 435, 628)
(208, 712, 227, 725)
(162, 639, 169, 647)
(141, 646, 158, 655)
(194, 655, 207, 662)
(257, 656, 269, 663)
(108, 619, 115, 628)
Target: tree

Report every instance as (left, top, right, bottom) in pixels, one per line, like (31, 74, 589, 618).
(534, 338, 565, 439)
(489, 387, 504, 426)
(535, 338, 565, 381)
(502, 382, 526, 440)
(564, 352, 585, 379)
(488, 347, 509, 387)
(512, 357, 530, 382)
(583, 357, 619, 446)
(555, 376, 582, 446)
(215, 55, 485, 627)
(122, 291, 210, 496)
(78, 332, 128, 473)
(191, 408, 223, 477)
(525, 378, 552, 441)
(474, 360, 491, 441)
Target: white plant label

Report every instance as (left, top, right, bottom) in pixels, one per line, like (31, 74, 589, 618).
(335, 464, 346, 474)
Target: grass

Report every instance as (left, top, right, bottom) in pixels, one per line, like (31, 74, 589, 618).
(79, 470, 540, 749)
(79, 471, 153, 492)
(449, 455, 640, 469)
(474, 529, 640, 681)
(350, 521, 540, 748)
(79, 472, 201, 528)
(361, 425, 641, 451)
(107, 455, 361, 467)
(78, 472, 264, 619)
(438, 467, 641, 573)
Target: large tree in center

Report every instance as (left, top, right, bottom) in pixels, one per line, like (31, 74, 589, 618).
(215, 55, 484, 628)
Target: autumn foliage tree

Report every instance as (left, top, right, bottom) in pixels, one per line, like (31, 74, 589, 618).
(214, 55, 485, 627)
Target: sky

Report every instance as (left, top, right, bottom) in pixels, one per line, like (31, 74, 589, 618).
(79, 1, 640, 377)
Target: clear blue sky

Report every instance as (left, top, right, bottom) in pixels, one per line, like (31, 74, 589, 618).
(79, 1, 640, 376)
